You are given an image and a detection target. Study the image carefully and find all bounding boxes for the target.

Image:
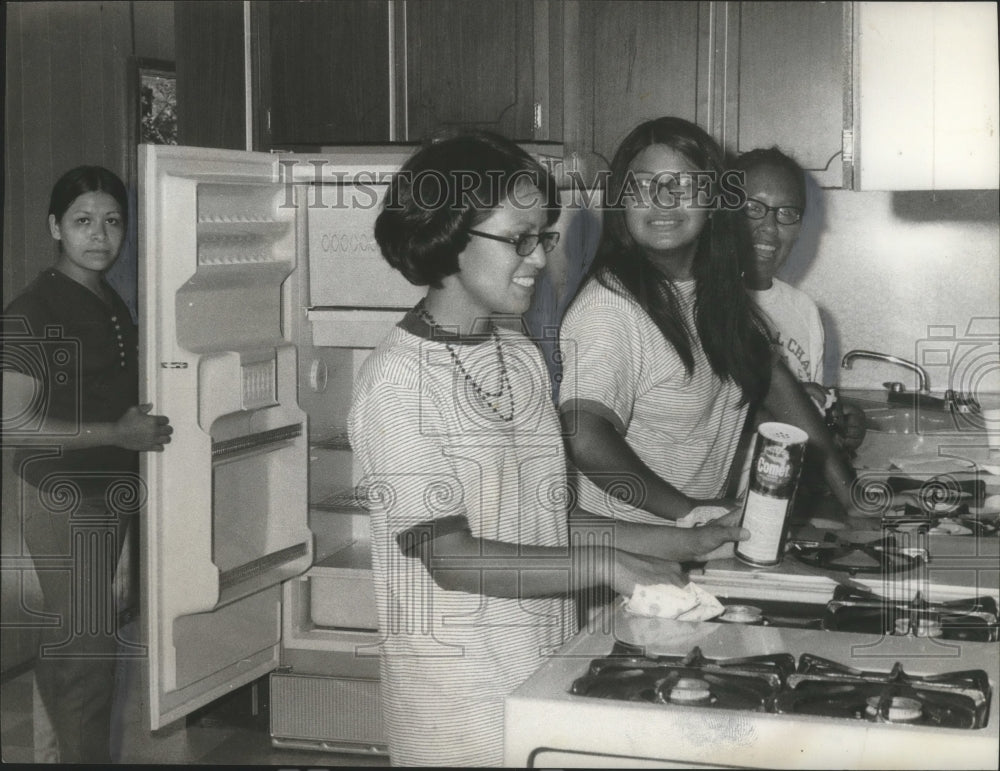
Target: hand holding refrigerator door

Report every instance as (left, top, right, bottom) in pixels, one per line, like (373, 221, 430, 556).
(2, 166, 171, 763)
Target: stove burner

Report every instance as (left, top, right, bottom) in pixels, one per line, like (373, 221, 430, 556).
(788, 534, 924, 576)
(884, 503, 1000, 537)
(825, 586, 1000, 642)
(865, 695, 923, 723)
(776, 680, 983, 728)
(719, 605, 765, 625)
(666, 677, 712, 704)
(569, 645, 793, 711)
(893, 615, 943, 638)
(781, 654, 992, 728)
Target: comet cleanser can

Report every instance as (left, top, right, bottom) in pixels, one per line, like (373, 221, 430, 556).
(735, 422, 809, 567)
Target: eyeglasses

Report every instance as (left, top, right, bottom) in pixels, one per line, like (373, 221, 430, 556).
(743, 198, 803, 225)
(633, 173, 697, 201)
(467, 229, 561, 257)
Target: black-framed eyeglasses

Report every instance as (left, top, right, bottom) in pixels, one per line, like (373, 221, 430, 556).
(743, 198, 803, 225)
(467, 229, 561, 256)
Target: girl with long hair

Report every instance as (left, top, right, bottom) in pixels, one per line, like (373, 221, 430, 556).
(559, 117, 858, 528)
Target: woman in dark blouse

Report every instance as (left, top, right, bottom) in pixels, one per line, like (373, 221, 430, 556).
(1, 166, 172, 762)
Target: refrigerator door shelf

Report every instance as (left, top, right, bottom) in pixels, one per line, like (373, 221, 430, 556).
(140, 145, 314, 729)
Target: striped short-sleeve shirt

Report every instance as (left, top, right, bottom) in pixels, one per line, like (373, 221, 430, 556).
(558, 276, 749, 523)
(348, 312, 576, 766)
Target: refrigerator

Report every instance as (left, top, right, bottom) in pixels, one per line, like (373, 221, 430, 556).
(138, 143, 423, 753)
(137, 141, 575, 754)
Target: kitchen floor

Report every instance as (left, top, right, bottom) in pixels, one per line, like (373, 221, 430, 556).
(1, 663, 391, 766)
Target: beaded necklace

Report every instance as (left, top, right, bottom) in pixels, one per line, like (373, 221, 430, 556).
(417, 305, 515, 422)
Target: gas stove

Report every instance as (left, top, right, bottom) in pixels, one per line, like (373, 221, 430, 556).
(571, 641, 991, 731)
(504, 605, 1000, 768)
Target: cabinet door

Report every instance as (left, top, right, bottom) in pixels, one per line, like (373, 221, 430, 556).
(729, 1, 846, 188)
(175, 0, 247, 150)
(561, 0, 701, 179)
(404, 0, 537, 141)
(855, 2, 999, 190)
(261, 0, 392, 147)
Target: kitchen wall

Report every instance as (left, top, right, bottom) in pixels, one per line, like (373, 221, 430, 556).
(784, 181, 1000, 393)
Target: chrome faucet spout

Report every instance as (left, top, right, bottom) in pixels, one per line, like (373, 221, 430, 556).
(841, 349, 929, 393)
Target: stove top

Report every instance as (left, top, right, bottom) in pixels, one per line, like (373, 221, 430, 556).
(505, 608, 1000, 768)
(569, 642, 992, 730)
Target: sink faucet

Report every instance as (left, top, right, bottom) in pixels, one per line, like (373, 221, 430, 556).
(841, 350, 929, 393)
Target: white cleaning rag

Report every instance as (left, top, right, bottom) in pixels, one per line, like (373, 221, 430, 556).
(625, 582, 725, 621)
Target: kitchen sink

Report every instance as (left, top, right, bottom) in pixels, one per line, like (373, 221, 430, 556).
(840, 389, 967, 434)
(839, 388, 994, 469)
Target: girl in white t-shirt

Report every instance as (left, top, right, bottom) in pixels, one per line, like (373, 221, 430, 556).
(559, 117, 861, 526)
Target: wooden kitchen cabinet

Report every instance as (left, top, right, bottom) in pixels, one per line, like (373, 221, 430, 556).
(254, 0, 557, 147)
(175, 1, 247, 150)
(255, 0, 392, 147)
(404, 0, 538, 141)
(562, 1, 848, 188)
(852, 2, 999, 190)
(725, 1, 847, 189)
(562, 1, 701, 179)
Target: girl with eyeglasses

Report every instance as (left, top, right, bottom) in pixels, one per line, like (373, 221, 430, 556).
(735, 148, 818, 383)
(735, 147, 866, 453)
(558, 118, 861, 543)
(348, 131, 744, 766)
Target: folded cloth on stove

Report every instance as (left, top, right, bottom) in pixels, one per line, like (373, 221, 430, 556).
(625, 582, 725, 621)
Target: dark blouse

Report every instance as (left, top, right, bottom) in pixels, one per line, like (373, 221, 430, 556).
(2, 268, 139, 493)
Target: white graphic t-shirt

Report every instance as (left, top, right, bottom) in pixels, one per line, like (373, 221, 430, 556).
(750, 278, 825, 383)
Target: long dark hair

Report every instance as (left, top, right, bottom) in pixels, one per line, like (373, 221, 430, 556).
(585, 117, 771, 406)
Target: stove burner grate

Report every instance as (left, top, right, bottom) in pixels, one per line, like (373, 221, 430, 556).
(787, 534, 924, 576)
(774, 680, 985, 728)
(825, 586, 1000, 643)
(569, 644, 793, 711)
(776, 655, 991, 728)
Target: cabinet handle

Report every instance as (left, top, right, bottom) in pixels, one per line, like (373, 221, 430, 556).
(533, 102, 543, 132)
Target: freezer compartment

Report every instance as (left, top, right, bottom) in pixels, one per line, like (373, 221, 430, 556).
(306, 183, 422, 309)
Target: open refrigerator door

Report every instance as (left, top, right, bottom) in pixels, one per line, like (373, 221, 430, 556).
(138, 144, 314, 729)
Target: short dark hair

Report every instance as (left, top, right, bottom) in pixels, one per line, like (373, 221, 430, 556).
(48, 165, 128, 224)
(374, 130, 560, 287)
(734, 147, 806, 207)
